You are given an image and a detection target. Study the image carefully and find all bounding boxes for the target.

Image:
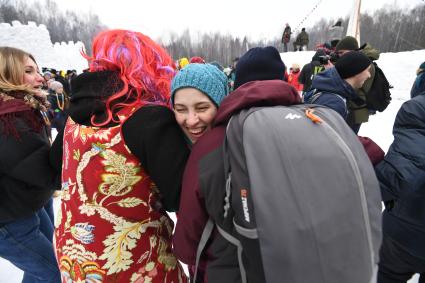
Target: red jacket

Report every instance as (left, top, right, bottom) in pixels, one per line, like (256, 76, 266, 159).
(288, 70, 303, 91)
(173, 80, 301, 272)
(173, 80, 383, 280)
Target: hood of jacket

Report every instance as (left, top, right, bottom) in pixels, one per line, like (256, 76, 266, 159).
(68, 71, 123, 125)
(213, 80, 301, 126)
(361, 43, 380, 61)
(310, 67, 359, 101)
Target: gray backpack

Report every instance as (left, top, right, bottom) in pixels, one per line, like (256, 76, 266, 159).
(195, 104, 382, 283)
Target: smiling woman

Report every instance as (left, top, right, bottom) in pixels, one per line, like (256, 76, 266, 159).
(0, 46, 61, 282)
(171, 63, 229, 145)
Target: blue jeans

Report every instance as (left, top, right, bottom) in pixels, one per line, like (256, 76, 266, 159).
(43, 198, 55, 242)
(0, 208, 61, 283)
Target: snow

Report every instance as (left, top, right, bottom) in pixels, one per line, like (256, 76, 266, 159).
(1, 48, 424, 282)
(0, 21, 88, 73)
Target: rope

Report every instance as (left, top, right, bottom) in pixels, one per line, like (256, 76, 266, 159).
(293, 0, 324, 33)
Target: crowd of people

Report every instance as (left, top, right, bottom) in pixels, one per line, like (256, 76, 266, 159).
(0, 27, 424, 283)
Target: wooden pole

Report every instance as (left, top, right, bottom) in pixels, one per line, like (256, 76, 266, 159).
(346, 0, 361, 43)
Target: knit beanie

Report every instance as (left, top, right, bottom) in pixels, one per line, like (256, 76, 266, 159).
(419, 62, 425, 70)
(234, 46, 286, 90)
(171, 63, 229, 107)
(335, 51, 372, 79)
(335, 36, 359, 51)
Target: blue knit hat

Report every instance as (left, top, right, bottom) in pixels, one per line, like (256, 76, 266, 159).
(171, 63, 229, 107)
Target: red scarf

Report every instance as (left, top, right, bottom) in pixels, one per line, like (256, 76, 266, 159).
(0, 92, 49, 139)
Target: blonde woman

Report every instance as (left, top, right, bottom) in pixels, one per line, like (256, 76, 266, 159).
(0, 46, 61, 282)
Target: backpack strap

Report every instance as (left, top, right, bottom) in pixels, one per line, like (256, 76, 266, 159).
(216, 225, 248, 283)
(223, 117, 233, 218)
(192, 194, 246, 283)
(194, 117, 250, 283)
(193, 118, 234, 282)
(193, 218, 215, 283)
(223, 173, 232, 218)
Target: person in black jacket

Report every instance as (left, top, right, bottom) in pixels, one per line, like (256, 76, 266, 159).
(0, 47, 61, 282)
(375, 95, 425, 283)
(298, 49, 331, 95)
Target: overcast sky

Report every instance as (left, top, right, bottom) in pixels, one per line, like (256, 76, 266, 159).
(53, 0, 422, 41)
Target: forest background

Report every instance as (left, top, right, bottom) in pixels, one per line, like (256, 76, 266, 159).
(1, 0, 424, 66)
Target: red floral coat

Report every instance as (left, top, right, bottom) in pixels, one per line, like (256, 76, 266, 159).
(55, 107, 187, 283)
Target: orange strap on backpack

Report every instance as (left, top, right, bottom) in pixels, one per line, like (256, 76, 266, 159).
(305, 108, 322, 124)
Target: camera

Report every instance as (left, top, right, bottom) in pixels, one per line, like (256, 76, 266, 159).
(330, 52, 339, 63)
(319, 55, 331, 65)
(319, 53, 340, 65)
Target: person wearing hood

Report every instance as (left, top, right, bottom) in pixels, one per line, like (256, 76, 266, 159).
(375, 94, 425, 283)
(410, 61, 425, 98)
(328, 19, 344, 48)
(0, 47, 61, 282)
(173, 46, 301, 282)
(304, 51, 372, 120)
(53, 30, 189, 282)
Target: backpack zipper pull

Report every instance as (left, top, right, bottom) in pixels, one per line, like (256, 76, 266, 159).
(305, 108, 322, 124)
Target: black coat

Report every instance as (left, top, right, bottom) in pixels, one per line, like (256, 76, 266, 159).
(56, 71, 190, 211)
(0, 112, 60, 222)
(375, 94, 425, 258)
(298, 50, 327, 92)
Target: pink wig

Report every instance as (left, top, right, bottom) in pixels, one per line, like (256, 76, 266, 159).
(84, 29, 175, 126)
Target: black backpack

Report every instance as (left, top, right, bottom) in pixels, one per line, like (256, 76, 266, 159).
(365, 62, 392, 112)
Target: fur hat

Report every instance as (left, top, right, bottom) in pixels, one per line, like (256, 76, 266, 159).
(335, 36, 359, 51)
(234, 46, 286, 89)
(171, 63, 229, 107)
(335, 51, 371, 79)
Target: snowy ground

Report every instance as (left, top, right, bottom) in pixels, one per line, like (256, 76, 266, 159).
(1, 49, 424, 282)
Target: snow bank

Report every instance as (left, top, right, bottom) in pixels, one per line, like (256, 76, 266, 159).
(0, 21, 88, 73)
